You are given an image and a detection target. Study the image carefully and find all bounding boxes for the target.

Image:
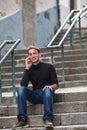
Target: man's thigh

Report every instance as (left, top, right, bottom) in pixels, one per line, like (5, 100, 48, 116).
(26, 89, 43, 104)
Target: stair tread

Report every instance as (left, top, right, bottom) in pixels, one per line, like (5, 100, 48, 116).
(56, 86, 87, 94)
(2, 86, 87, 97)
(2, 124, 87, 130)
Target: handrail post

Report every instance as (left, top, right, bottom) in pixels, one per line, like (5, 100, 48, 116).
(69, 18, 74, 49)
(78, 16, 82, 48)
(0, 39, 21, 105)
(50, 49, 54, 64)
(0, 66, 2, 105)
(11, 51, 16, 104)
(61, 43, 65, 81)
(0, 51, 2, 105)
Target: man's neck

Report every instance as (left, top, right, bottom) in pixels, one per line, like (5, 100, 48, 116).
(32, 61, 40, 65)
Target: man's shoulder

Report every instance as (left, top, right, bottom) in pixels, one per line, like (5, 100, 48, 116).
(41, 61, 54, 68)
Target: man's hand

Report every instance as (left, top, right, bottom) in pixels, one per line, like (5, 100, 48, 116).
(43, 85, 53, 91)
(43, 84, 58, 91)
(25, 57, 31, 70)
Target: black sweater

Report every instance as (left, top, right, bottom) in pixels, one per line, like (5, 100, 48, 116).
(21, 62, 58, 90)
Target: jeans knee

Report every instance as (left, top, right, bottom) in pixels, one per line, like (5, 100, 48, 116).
(43, 88, 52, 97)
(17, 86, 26, 96)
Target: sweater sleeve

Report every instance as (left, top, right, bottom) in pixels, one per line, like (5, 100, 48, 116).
(49, 65, 58, 85)
(20, 69, 30, 87)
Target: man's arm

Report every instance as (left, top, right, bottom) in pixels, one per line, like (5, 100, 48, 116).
(20, 56, 31, 87)
(50, 83, 58, 90)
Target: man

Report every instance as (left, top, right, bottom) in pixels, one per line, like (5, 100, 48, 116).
(14, 45, 58, 129)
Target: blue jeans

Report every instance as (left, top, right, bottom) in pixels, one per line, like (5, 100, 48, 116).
(17, 86, 55, 121)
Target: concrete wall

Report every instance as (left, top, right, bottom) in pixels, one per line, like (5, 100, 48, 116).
(22, 0, 36, 48)
(0, 0, 22, 17)
(35, 0, 58, 47)
(0, 10, 24, 50)
(0, 0, 59, 48)
(77, 0, 87, 27)
(0, 0, 24, 50)
(59, 0, 70, 28)
(22, 0, 59, 47)
(0, 0, 87, 49)
(59, 0, 87, 28)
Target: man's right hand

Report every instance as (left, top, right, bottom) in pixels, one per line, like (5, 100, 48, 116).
(25, 57, 31, 70)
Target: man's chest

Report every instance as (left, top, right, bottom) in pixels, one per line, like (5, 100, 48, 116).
(30, 68, 50, 82)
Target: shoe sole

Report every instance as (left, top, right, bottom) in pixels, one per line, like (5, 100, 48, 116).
(45, 125, 53, 128)
(12, 124, 29, 130)
(45, 126, 54, 130)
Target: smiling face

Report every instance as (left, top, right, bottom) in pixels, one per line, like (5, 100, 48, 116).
(28, 48, 41, 65)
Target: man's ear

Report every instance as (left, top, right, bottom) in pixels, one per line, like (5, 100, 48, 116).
(39, 53, 41, 58)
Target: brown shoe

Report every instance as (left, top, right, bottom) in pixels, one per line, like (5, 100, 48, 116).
(44, 120, 53, 128)
(12, 118, 29, 129)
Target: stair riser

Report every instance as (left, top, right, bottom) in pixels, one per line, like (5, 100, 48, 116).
(1, 67, 87, 82)
(1, 80, 87, 89)
(55, 92, 87, 102)
(0, 101, 87, 116)
(2, 79, 20, 86)
(56, 67, 87, 75)
(59, 80, 87, 88)
(0, 113, 87, 128)
(2, 73, 87, 86)
(1, 92, 87, 105)
(55, 54, 87, 62)
(55, 60, 87, 68)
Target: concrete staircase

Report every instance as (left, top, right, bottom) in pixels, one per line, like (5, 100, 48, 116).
(1, 28, 87, 129)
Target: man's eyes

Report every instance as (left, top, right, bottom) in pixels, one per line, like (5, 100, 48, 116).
(29, 52, 37, 56)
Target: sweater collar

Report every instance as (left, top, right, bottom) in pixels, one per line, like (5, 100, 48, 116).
(31, 61, 42, 69)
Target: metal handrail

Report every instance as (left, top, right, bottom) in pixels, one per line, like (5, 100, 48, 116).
(47, 9, 77, 47)
(0, 39, 21, 65)
(47, 6, 87, 81)
(70, 5, 87, 22)
(0, 40, 15, 50)
(47, 6, 87, 48)
(0, 39, 21, 105)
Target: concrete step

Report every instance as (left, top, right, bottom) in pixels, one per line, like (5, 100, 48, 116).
(8, 46, 86, 61)
(0, 101, 87, 116)
(2, 78, 87, 93)
(64, 73, 87, 81)
(1, 72, 23, 79)
(55, 53, 87, 62)
(59, 80, 87, 88)
(1, 86, 87, 105)
(1, 79, 87, 90)
(55, 59, 87, 68)
(13, 47, 87, 59)
(1, 112, 87, 128)
(2, 73, 87, 86)
(63, 48, 87, 55)
(2, 66, 87, 80)
(11, 125, 87, 130)
(2, 51, 87, 68)
(56, 66, 87, 75)
(1, 78, 21, 86)
(2, 125, 87, 130)
(55, 86, 87, 102)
